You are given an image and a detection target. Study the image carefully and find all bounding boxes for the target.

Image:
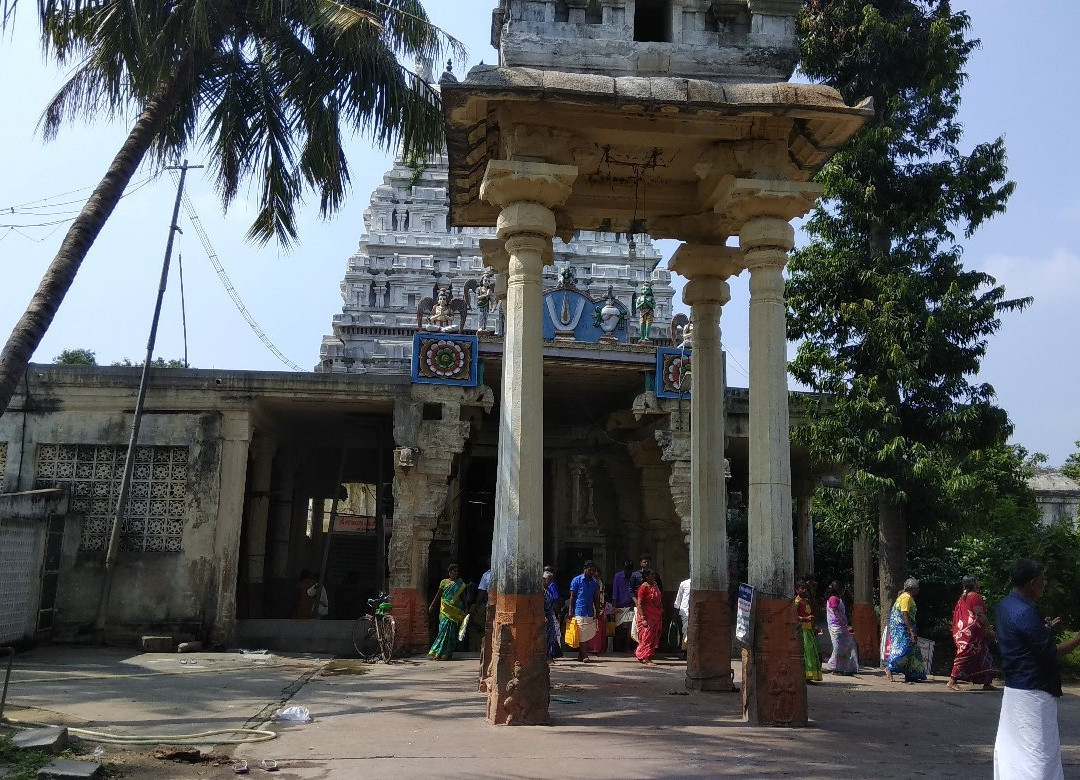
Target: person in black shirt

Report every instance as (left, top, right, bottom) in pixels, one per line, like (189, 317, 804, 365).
(993, 558, 1080, 778)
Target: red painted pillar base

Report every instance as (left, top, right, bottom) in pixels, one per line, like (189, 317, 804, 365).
(851, 602, 878, 667)
(742, 597, 807, 726)
(486, 593, 550, 725)
(389, 587, 429, 654)
(685, 589, 734, 691)
(478, 588, 497, 693)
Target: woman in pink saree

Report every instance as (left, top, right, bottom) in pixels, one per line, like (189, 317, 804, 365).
(948, 575, 995, 690)
(634, 570, 663, 666)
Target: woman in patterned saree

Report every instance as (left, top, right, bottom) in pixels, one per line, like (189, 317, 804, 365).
(796, 580, 823, 682)
(825, 581, 859, 675)
(886, 578, 926, 682)
(948, 575, 995, 690)
(634, 570, 663, 666)
(428, 564, 467, 660)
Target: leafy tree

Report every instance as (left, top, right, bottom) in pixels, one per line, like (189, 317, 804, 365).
(0, 0, 460, 418)
(790, 0, 1030, 630)
(1062, 440, 1080, 483)
(111, 357, 187, 368)
(53, 348, 97, 365)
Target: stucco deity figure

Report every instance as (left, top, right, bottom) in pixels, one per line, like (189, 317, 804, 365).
(593, 286, 625, 343)
(635, 280, 656, 342)
(669, 314, 692, 348)
(417, 286, 467, 333)
(465, 269, 497, 334)
(557, 265, 578, 289)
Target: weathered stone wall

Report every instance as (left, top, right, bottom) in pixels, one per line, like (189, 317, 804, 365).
(0, 389, 229, 642)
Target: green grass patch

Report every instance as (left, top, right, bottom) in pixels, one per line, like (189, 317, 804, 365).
(0, 734, 54, 780)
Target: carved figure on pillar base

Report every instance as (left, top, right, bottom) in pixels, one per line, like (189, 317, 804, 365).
(486, 594, 550, 726)
(851, 602, 879, 666)
(742, 597, 807, 726)
(685, 589, 734, 691)
(635, 280, 656, 341)
(477, 587, 498, 693)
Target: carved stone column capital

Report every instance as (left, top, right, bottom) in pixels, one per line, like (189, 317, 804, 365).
(480, 160, 578, 211)
(683, 276, 731, 308)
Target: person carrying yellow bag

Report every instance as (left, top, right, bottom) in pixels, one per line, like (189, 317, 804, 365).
(564, 613, 580, 648)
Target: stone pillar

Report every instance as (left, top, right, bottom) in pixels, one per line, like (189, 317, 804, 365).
(242, 439, 275, 618)
(480, 160, 577, 725)
(852, 529, 876, 666)
(740, 215, 805, 726)
(478, 239, 510, 694)
(670, 243, 741, 692)
(210, 411, 252, 647)
(268, 453, 296, 581)
(795, 479, 814, 581)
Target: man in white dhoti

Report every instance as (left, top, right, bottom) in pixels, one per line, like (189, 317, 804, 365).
(568, 561, 602, 662)
(994, 559, 1080, 780)
(674, 577, 691, 655)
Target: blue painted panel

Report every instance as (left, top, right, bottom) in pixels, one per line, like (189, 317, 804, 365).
(411, 333, 479, 387)
(541, 288, 628, 343)
(655, 347, 691, 399)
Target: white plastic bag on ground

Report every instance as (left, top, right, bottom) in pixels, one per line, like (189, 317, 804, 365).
(272, 705, 312, 723)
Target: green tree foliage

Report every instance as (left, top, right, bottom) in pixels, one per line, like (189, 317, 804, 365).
(791, 0, 1030, 626)
(52, 348, 97, 365)
(0, 0, 461, 419)
(111, 357, 187, 368)
(1062, 440, 1080, 483)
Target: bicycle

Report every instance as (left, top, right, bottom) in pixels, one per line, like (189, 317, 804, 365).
(352, 593, 395, 663)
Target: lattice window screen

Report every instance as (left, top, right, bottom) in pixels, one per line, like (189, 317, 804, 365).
(34, 444, 189, 552)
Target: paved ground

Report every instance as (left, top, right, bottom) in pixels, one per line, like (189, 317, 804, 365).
(2, 646, 1078, 778)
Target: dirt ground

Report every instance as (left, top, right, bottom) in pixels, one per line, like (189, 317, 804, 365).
(2, 647, 1078, 779)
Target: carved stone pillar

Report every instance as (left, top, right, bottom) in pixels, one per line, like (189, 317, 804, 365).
(477, 238, 510, 694)
(852, 529, 876, 665)
(268, 453, 296, 582)
(480, 159, 577, 725)
(242, 438, 276, 618)
(670, 243, 740, 692)
(795, 478, 814, 581)
(210, 411, 252, 646)
(740, 214, 805, 725)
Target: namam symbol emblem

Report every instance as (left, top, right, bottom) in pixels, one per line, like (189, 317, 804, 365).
(545, 292, 586, 341)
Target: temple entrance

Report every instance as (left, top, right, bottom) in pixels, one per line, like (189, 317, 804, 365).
(455, 457, 497, 589)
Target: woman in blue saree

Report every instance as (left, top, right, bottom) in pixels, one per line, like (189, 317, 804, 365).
(886, 577, 926, 682)
(428, 564, 467, 660)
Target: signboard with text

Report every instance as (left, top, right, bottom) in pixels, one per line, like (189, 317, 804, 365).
(735, 583, 754, 646)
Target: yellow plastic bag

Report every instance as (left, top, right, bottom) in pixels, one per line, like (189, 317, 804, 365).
(564, 617, 579, 648)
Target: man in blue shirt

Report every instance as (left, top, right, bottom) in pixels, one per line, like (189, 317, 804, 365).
(994, 558, 1080, 779)
(569, 561, 602, 662)
(611, 560, 635, 652)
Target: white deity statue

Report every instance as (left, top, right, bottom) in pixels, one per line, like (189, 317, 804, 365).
(417, 287, 466, 333)
(593, 286, 625, 343)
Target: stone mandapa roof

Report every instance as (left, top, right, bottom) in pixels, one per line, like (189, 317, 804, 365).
(1028, 469, 1080, 495)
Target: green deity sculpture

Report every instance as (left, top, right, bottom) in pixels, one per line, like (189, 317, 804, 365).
(636, 280, 656, 342)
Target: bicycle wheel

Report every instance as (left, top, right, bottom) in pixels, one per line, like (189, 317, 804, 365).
(352, 616, 379, 660)
(379, 616, 396, 663)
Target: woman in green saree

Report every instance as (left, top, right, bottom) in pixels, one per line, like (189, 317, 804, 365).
(428, 564, 467, 660)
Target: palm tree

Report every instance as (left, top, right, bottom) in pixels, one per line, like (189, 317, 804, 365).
(0, 0, 460, 417)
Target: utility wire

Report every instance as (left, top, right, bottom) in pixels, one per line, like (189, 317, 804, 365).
(169, 171, 304, 372)
(2, 174, 154, 213)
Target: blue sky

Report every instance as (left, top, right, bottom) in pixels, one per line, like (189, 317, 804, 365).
(0, 2, 1076, 465)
